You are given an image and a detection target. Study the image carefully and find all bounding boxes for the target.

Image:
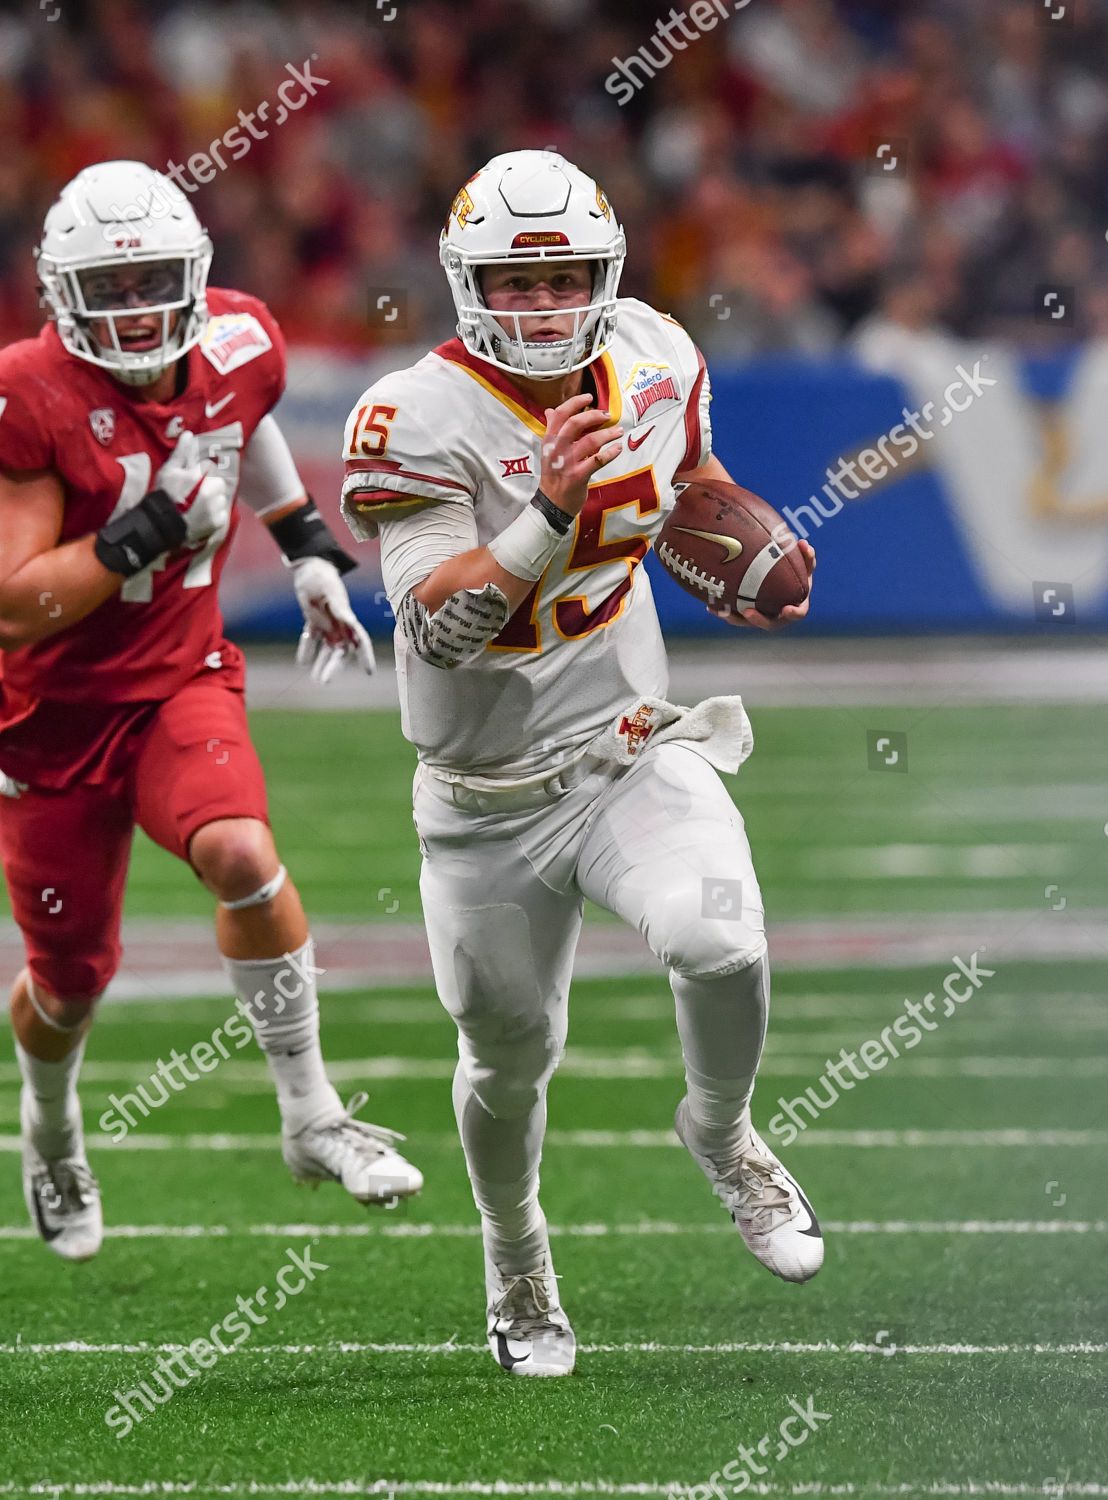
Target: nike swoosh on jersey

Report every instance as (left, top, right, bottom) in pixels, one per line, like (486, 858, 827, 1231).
(205, 393, 235, 418)
(627, 425, 655, 450)
(671, 526, 745, 565)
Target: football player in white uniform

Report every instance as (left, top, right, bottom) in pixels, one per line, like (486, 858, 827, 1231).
(341, 152, 820, 1377)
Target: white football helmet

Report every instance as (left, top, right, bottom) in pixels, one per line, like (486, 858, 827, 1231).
(36, 161, 213, 387)
(439, 151, 626, 380)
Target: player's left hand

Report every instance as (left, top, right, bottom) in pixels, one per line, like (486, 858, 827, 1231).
(709, 541, 816, 632)
(291, 557, 376, 684)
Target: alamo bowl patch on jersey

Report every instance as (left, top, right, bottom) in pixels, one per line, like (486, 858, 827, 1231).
(625, 361, 682, 423)
(201, 313, 273, 374)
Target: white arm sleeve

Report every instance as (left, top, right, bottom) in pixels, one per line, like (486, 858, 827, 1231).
(238, 414, 306, 517)
(378, 499, 480, 610)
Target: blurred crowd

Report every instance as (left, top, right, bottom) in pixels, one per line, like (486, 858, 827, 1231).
(4, 0, 1108, 357)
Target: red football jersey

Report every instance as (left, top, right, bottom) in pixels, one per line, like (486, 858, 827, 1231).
(0, 288, 287, 712)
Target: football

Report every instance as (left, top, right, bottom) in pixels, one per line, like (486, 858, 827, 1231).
(655, 479, 810, 618)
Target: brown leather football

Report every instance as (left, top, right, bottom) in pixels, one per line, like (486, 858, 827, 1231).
(655, 480, 809, 618)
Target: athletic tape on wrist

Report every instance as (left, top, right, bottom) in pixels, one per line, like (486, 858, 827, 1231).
(487, 494, 569, 582)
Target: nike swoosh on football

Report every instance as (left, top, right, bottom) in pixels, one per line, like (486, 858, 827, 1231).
(627, 426, 655, 450)
(671, 525, 745, 565)
(205, 393, 235, 418)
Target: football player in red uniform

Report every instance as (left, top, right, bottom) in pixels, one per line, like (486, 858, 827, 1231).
(0, 160, 422, 1261)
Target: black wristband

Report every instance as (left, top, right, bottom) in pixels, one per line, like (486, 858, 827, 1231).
(269, 498, 357, 576)
(94, 489, 187, 578)
(529, 488, 575, 536)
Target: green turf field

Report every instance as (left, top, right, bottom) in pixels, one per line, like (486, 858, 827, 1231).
(1, 703, 1105, 1498)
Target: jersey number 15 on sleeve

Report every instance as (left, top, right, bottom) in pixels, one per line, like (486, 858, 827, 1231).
(348, 404, 397, 458)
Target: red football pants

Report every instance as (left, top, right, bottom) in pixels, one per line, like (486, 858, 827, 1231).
(0, 677, 269, 1000)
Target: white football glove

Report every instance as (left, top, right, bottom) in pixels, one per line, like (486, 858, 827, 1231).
(291, 557, 376, 684)
(154, 432, 231, 545)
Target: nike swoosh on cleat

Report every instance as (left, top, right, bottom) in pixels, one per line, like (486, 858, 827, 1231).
(794, 1184, 822, 1237)
(30, 1182, 61, 1243)
(627, 426, 654, 450)
(495, 1332, 529, 1371)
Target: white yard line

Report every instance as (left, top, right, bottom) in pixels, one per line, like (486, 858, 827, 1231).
(0, 1219, 1103, 1243)
(0, 1055, 1101, 1088)
(87, 991, 1108, 1025)
(0, 1128, 1103, 1153)
(7, 1485, 1108, 1499)
(4, 1340, 1105, 1358)
(10, 1219, 1108, 1239)
(808, 844, 1074, 879)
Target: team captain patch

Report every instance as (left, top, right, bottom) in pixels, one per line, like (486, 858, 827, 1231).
(624, 361, 681, 422)
(200, 313, 273, 374)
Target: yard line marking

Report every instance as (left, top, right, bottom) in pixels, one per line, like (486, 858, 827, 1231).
(4, 1340, 1105, 1357)
(0, 1055, 1103, 1087)
(87, 990, 1108, 1024)
(4, 1487, 1108, 1499)
(1, 1219, 1103, 1243)
(0, 1128, 1104, 1153)
(7, 1485, 1108, 1499)
(808, 843, 1073, 879)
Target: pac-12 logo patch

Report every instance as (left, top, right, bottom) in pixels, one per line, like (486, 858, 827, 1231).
(89, 407, 116, 445)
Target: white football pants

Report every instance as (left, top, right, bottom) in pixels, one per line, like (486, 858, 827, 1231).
(414, 742, 770, 1265)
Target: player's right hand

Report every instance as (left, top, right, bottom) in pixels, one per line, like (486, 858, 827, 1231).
(154, 431, 231, 545)
(540, 393, 624, 516)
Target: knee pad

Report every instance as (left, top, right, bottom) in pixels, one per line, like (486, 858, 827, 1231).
(457, 1013, 564, 1120)
(646, 882, 768, 980)
(23, 973, 103, 1030)
(29, 955, 114, 1007)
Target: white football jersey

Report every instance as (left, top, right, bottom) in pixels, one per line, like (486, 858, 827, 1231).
(341, 298, 712, 780)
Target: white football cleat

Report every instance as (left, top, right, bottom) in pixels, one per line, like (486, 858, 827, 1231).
(675, 1097, 823, 1284)
(22, 1141, 102, 1263)
(486, 1252, 576, 1377)
(282, 1092, 423, 1206)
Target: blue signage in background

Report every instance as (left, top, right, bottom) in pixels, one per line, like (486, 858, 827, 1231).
(229, 350, 1108, 637)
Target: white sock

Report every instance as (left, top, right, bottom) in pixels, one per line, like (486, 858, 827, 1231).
(17, 1036, 87, 1161)
(672, 951, 769, 1170)
(224, 937, 343, 1133)
(453, 1063, 550, 1275)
